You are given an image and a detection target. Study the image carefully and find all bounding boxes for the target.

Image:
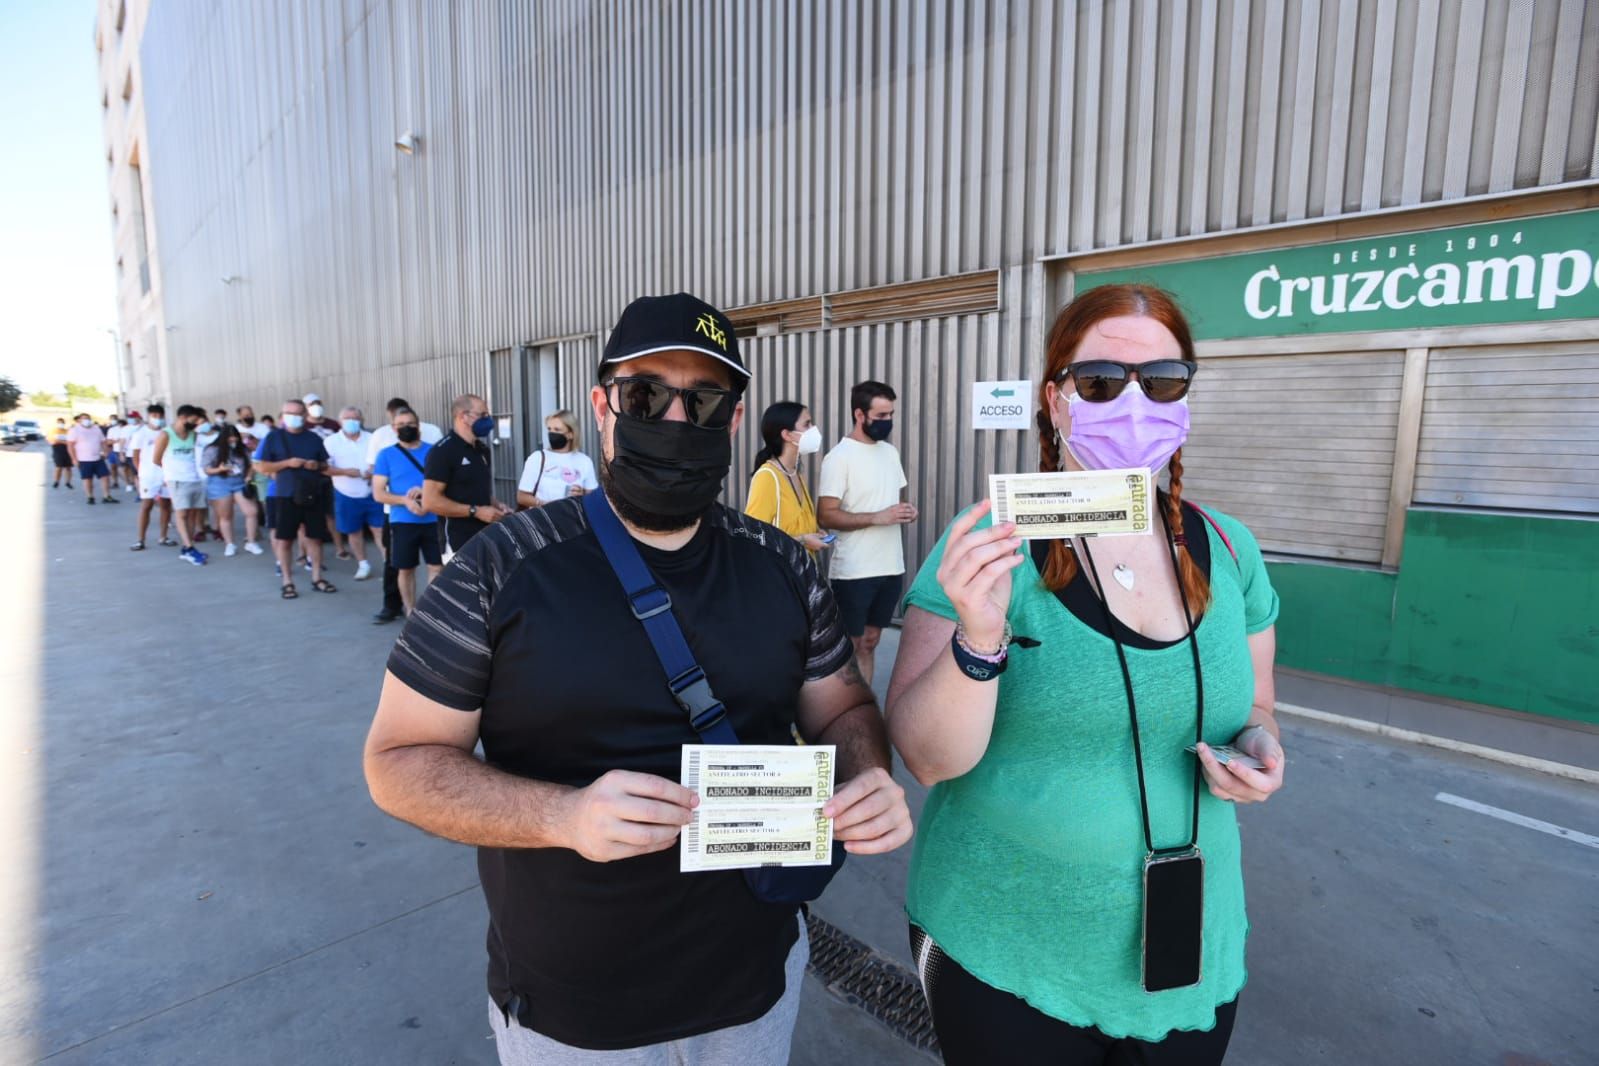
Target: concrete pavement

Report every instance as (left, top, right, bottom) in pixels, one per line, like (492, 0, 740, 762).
(1, 442, 1594, 1065)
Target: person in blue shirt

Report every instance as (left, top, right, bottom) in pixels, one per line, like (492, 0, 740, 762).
(256, 399, 334, 598)
(371, 407, 440, 615)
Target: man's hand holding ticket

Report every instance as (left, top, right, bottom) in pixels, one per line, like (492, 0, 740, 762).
(989, 468, 1154, 539)
(680, 745, 836, 872)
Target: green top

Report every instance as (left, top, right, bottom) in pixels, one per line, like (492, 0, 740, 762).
(903, 505, 1279, 1040)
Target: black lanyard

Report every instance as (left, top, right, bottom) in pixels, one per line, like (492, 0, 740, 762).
(1078, 528, 1204, 856)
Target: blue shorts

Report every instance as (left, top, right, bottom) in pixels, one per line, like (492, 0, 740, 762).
(334, 491, 386, 534)
(77, 459, 109, 480)
(830, 574, 903, 637)
(207, 476, 247, 500)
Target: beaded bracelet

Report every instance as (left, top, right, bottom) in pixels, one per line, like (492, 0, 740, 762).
(954, 620, 1011, 661)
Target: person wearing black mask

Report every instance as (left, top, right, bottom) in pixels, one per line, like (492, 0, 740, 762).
(515, 409, 598, 509)
(818, 380, 919, 685)
(421, 393, 510, 555)
(364, 292, 912, 1062)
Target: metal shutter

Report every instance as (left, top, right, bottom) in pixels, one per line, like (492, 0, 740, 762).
(1180, 350, 1406, 563)
(1414, 342, 1599, 514)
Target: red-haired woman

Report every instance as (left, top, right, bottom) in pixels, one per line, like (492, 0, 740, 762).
(885, 285, 1284, 1064)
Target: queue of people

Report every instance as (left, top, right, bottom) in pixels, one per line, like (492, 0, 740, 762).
(64, 391, 508, 616)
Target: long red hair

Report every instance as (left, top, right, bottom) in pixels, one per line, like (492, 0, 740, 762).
(1035, 284, 1210, 616)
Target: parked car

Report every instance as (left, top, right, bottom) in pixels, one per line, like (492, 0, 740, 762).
(0, 424, 20, 445)
(13, 419, 42, 441)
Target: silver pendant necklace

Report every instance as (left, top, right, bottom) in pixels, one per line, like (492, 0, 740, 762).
(1074, 537, 1136, 591)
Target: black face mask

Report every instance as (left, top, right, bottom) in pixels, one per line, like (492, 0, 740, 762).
(603, 413, 730, 531)
(547, 431, 569, 451)
(397, 425, 421, 444)
(239, 417, 255, 426)
(865, 418, 894, 442)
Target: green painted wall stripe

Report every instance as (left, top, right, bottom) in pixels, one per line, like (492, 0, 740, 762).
(1269, 509, 1598, 724)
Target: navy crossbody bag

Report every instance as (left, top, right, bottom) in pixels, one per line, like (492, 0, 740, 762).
(582, 488, 847, 904)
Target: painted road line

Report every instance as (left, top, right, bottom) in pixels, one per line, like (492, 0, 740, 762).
(1275, 702, 1599, 786)
(1434, 792, 1599, 851)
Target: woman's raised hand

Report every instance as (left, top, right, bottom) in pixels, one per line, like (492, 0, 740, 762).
(935, 500, 1024, 649)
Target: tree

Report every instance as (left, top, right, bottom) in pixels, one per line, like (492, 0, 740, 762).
(64, 381, 109, 401)
(28, 390, 65, 408)
(0, 376, 19, 415)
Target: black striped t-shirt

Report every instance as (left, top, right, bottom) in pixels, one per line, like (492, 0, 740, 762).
(385, 498, 853, 1049)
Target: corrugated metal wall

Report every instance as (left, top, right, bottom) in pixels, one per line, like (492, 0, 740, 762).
(136, 0, 1599, 535)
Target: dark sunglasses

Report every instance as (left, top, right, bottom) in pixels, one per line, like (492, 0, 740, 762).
(608, 376, 737, 430)
(1057, 359, 1197, 403)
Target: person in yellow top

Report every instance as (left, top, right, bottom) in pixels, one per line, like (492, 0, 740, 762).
(48, 418, 75, 489)
(745, 401, 832, 553)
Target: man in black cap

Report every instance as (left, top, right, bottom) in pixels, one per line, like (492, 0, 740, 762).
(364, 292, 912, 1063)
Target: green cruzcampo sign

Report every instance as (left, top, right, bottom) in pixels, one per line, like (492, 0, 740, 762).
(1075, 209, 1599, 341)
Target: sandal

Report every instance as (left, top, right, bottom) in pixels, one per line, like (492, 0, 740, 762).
(311, 579, 337, 594)
(129, 542, 146, 551)
(281, 584, 299, 599)
(158, 537, 178, 547)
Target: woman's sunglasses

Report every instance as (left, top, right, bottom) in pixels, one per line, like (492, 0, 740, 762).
(607, 376, 737, 429)
(1057, 359, 1197, 403)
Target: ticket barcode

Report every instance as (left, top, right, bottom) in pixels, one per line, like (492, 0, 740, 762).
(686, 750, 701, 793)
(992, 478, 1010, 522)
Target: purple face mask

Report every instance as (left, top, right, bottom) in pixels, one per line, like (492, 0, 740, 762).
(1063, 389, 1189, 474)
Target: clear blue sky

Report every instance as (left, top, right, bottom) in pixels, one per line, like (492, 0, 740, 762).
(0, 1, 119, 396)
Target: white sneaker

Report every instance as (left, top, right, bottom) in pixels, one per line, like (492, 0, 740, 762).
(225, 543, 238, 557)
(354, 560, 372, 580)
(243, 541, 264, 555)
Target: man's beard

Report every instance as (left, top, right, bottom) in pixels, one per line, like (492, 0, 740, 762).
(598, 455, 711, 534)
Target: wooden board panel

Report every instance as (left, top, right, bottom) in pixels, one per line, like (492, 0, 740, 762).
(1415, 341, 1599, 514)
(1182, 349, 1407, 563)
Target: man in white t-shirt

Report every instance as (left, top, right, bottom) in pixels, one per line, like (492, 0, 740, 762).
(365, 397, 444, 624)
(106, 415, 134, 491)
(128, 403, 174, 550)
(324, 405, 385, 580)
(235, 405, 271, 444)
(817, 380, 917, 685)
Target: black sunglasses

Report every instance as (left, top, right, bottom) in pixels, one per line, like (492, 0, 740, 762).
(1057, 359, 1197, 403)
(608, 376, 737, 430)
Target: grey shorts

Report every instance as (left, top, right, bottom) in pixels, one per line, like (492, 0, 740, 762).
(169, 480, 206, 510)
(487, 914, 808, 1065)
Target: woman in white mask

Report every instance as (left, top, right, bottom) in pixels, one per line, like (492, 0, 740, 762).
(884, 284, 1284, 1065)
(745, 401, 832, 554)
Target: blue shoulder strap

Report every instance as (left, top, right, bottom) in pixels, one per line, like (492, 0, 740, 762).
(582, 489, 740, 745)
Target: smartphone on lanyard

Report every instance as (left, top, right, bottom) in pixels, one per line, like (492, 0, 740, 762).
(1142, 848, 1204, 992)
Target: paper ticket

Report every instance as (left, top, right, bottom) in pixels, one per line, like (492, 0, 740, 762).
(679, 804, 834, 872)
(988, 468, 1154, 539)
(680, 744, 835, 872)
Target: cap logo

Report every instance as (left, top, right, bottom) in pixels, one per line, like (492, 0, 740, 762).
(694, 313, 729, 352)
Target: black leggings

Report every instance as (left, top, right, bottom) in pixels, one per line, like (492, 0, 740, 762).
(911, 927, 1238, 1066)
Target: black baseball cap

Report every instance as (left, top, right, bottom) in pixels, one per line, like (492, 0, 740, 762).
(599, 293, 748, 387)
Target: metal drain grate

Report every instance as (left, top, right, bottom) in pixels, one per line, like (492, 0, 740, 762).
(804, 911, 940, 1055)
